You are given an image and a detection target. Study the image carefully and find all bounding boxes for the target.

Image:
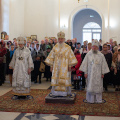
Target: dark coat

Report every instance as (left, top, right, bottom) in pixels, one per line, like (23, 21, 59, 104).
(104, 53, 112, 69)
(40, 44, 46, 51)
(6, 51, 14, 74)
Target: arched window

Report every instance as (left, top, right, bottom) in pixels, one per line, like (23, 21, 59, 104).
(83, 22, 102, 43)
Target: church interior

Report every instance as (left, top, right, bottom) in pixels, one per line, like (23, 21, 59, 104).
(0, 0, 120, 120)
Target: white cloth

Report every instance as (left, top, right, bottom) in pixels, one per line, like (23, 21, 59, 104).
(30, 47, 34, 52)
(86, 92, 102, 103)
(36, 49, 39, 55)
(80, 50, 109, 103)
(51, 86, 71, 96)
(35, 44, 40, 53)
(9, 47, 34, 94)
(79, 48, 83, 54)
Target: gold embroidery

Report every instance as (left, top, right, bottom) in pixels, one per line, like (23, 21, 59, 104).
(45, 43, 77, 92)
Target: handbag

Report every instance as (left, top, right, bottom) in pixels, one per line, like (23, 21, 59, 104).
(39, 62, 45, 72)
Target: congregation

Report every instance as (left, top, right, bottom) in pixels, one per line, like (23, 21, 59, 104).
(0, 37, 120, 92)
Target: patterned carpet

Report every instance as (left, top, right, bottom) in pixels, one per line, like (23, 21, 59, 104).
(0, 89, 120, 117)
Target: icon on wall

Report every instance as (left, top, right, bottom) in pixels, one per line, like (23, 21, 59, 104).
(31, 35, 37, 40)
(1, 31, 7, 40)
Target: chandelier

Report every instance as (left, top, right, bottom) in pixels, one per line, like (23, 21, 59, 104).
(78, 0, 88, 3)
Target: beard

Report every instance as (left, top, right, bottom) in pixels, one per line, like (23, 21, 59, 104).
(19, 45, 24, 50)
(58, 42, 64, 47)
(92, 50, 98, 54)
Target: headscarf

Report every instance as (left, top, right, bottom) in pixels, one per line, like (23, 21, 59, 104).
(10, 44, 15, 58)
(10, 50, 15, 58)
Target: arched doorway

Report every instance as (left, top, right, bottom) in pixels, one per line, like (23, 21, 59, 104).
(72, 8, 102, 44)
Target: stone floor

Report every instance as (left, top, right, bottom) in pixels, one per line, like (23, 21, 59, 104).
(0, 75, 120, 120)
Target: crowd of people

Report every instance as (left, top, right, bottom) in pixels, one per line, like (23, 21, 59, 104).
(0, 37, 120, 92)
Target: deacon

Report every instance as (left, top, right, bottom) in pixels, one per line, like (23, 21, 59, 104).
(80, 40, 109, 103)
(9, 37, 34, 95)
(45, 31, 78, 96)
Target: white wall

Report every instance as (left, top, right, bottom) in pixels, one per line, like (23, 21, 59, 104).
(9, 0, 25, 40)
(1, 0, 9, 34)
(24, 0, 59, 41)
(109, 0, 120, 42)
(8, 0, 120, 43)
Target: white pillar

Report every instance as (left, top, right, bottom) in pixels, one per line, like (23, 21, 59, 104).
(58, 0, 61, 31)
(107, 0, 110, 41)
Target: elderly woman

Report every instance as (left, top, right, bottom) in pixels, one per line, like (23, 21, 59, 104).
(101, 44, 112, 91)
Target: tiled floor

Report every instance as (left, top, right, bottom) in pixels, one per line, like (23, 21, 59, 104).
(0, 75, 120, 120)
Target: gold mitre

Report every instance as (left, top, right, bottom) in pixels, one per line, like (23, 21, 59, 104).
(17, 37, 24, 44)
(57, 31, 65, 39)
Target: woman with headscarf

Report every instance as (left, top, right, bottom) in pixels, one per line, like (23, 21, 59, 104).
(101, 44, 112, 91)
(87, 43, 92, 53)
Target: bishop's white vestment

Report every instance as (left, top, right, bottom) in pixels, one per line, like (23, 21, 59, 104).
(45, 43, 78, 96)
(80, 50, 109, 103)
(9, 47, 34, 94)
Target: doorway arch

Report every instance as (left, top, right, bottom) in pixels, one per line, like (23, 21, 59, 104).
(73, 8, 102, 44)
(68, 5, 104, 44)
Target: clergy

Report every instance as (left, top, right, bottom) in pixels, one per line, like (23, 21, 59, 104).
(45, 31, 78, 96)
(9, 37, 34, 95)
(80, 40, 109, 103)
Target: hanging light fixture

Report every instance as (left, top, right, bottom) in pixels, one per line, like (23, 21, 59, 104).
(78, 0, 89, 3)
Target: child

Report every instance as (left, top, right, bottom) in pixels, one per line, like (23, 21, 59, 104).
(71, 49, 82, 90)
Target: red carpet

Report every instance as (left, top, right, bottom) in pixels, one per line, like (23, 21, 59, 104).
(0, 89, 120, 117)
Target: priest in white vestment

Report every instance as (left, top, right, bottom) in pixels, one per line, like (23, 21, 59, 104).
(80, 40, 109, 103)
(9, 37, 34, 94)
(45, 31, 78, 96)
